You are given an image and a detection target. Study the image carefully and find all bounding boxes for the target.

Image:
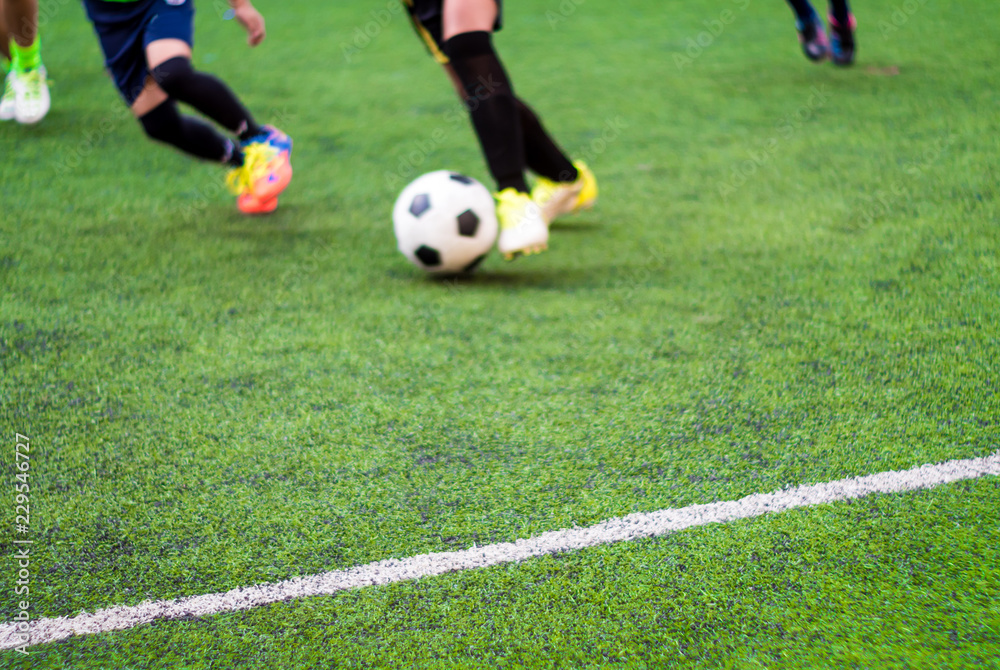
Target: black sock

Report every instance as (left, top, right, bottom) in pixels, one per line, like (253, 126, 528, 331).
(443, 31, 528, 194)
(828, 0, 851, 26)
(786, 0, 817, 23)
(151, 57, 262, 140)
(139, 99, 242, 165)
(516, 99, 577, 183)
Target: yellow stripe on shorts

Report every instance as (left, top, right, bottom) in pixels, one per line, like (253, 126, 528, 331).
(402, 1, 449, 64)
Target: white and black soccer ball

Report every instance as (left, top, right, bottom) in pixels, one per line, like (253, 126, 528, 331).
(392, 171, 498, 275)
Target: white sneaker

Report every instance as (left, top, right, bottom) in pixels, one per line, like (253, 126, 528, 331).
(13, 66, 50, 124)
(496, 188, 548, 260)
(0, 71, 16, 121)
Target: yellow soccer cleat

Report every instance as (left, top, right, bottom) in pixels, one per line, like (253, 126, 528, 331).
(531, 160, 598, 225)
(496, 188, 548, 260)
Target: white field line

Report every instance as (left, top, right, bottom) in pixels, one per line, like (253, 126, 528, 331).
(3, 451, 999, 650)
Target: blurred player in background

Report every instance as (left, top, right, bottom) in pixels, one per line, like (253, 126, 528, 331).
(0, 0, 51, 124)
(786, 0, 856, 65)
(404, 0, 598, 260)
(81, 0, 292, 214)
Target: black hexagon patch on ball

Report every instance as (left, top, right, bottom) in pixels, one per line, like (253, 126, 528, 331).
(414, 245, 442, 268)
(409, 193, 431, 218)
(449, 174, 474, 185)
(457, 210, 480, 237)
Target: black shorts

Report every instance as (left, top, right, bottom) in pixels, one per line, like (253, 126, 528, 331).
(402, 0, 503, 63)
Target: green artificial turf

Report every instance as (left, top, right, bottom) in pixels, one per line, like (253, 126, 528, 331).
(21, 477, 1000, 669)
(1, 0, 998, 666)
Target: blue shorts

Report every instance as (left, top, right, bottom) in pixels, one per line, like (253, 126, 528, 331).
(83, 0, 195, 105)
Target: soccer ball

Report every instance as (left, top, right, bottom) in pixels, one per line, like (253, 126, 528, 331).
(393, 171, 498, 275)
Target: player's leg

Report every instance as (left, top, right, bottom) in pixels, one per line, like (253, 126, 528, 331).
(441, 65, 594, 229)
(440, 59, 583, 193)
(145, 39, 264, 146)
(82, 0, 232, 164)
(827, 0, 855, 66)
(439, 3, 593, 228)
(408, 0, 595, 255)
(441, 2, 528, 195)
(131, 76, 242, 165)
(785, 0, 828, 62)
(139, 0, 291, 210)
(0, 1, 10, 62)
(3, 0, 49, 123)
(441, 0, 550, 258)
(136, 40, 288, 213)
(517, 98, 597, 225)
(0, 2, 14, 121)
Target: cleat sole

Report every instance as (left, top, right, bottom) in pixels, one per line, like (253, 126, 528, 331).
(238, 195, 279, 215)
(503, 243, 548, 261)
